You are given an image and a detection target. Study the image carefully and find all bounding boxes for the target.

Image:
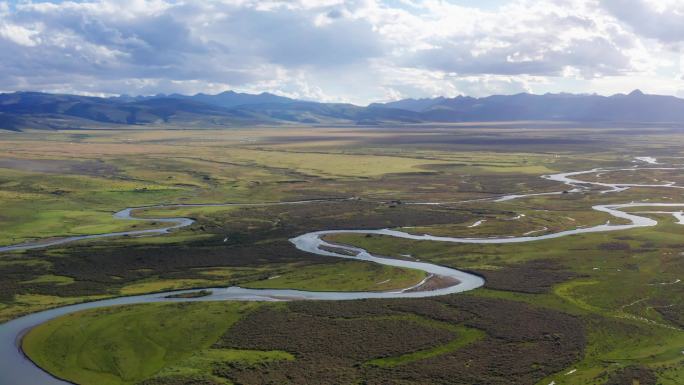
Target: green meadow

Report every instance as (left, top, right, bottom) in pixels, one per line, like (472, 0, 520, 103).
(2, 125, 683, 384)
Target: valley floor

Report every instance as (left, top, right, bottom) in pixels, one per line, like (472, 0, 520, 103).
(0, 124, 682, 385)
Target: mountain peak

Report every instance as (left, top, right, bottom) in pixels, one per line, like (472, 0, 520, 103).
(629, 89, 645, 97)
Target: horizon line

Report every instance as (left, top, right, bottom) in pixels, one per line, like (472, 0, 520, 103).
(0, 88, 658, 108)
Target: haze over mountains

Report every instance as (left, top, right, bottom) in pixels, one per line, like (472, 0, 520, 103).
(1, 89, 684, 131)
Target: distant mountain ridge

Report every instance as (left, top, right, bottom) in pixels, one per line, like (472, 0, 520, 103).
(373, 89, 684, 123)
(1, 89, 684, 131)
(114, 90, 297, 109)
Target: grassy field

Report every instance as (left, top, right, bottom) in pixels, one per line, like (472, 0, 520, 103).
(23, 302, 265, 385)
(115, 260, 425, 295)
(242, 260, 426, 292)
(3, 125, 684, 384)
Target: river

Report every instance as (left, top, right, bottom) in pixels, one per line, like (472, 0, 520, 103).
(0, 157, 681, 385)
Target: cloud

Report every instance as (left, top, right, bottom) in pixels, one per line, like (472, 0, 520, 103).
(602, 0, 684, 45)
(0, 22, 39, 46)
(0, 0, 680, 103)
(402, 2, 635, 77)
(202, 5, 384, 68)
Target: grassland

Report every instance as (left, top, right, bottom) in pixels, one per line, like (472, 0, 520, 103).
(23, 302, 264, 385)
(242, 260, 426, 292)
(23, 295, 581, 385)
(326, 216, 684, 385)
(3, 124, 684, 384)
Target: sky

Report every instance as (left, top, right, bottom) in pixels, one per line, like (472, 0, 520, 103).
(0, 0, 683, 105)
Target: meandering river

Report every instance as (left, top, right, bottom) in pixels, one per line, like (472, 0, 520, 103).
(0, 157, 681, 385)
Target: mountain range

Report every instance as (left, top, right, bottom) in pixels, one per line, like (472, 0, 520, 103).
(1, 89, 683, 131)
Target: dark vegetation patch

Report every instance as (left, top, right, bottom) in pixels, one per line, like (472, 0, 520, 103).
(288, 298, 469, 324)
(436, 295, 584, 347)
(653, 303, 684, 328)
(471, 260, 581, 294)
(202, 200, 475, 234)
(213, 359, 357, 385)
(12, 240, 323, 298)
(287, 299, 399, 319)
(48, 240, 313, 281)
(3, 200, 481, 302)
(214, 308, 454, 360)
(384, 299, 469, 324)
(213, 295, 585, 385)
(0, 262, 48, 302)
(597, 241, 632, 251)
(138, 375, 224, 385)
(604, 365, 657, 385)
(0, 237, 327, 303)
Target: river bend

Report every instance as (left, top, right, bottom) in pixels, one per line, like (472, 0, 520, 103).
(0, 157, 682, 385)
